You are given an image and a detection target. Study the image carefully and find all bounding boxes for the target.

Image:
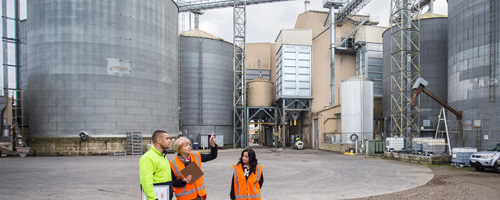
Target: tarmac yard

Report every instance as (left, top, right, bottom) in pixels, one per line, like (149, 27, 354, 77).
(1, 146, 442, 199)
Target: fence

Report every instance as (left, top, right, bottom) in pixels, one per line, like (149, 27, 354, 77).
(323, 132, 376, 144)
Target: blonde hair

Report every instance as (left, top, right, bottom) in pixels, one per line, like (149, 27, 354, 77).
(173, 137, 191, 153)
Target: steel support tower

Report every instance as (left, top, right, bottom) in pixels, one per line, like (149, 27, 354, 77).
(232, 0, 247, 148)
(1, 0, 23, 152)
(2, 0, 20, 96)
(389, 0, 421, 139)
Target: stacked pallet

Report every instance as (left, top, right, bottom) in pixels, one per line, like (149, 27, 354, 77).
(126, 132, 143, 155)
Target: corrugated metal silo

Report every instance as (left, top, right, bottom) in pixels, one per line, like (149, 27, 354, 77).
(179, 29, 234, 146)
(20, 19, 27, 93)
(20, 19, 28, 129)
(383, 14, 448, 136)
(448, 0, 500, 148)
(26, 0, 179, 155)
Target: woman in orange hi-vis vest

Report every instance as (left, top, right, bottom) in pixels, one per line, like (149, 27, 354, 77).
(230, 149, 264, 200)
(170, 132, 217, 200)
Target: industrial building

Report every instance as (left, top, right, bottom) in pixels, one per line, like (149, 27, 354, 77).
(0, 0, 498, 156)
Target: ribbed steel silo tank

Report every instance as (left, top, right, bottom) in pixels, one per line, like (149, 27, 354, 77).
(382, 14, 448, 137)
(179, 29, 233, 147)
(448, 0, 500, 148)
(26, 0, 179, 155)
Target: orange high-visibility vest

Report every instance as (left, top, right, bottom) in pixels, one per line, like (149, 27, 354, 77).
(232, 163, 263, 200)
(169, 152, 206, 200)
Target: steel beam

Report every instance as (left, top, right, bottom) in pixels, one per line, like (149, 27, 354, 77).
(335, 0, 372, 26)
(177, 0, 292, 12)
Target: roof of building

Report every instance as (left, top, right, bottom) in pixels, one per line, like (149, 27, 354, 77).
(419, 12, 448, 19)
(179, 29, 224, 41)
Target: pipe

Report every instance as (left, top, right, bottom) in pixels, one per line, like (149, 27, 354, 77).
(329, 7, 335, 107)
(15, 0, 20, 92)
(412, 85, 463, 120)
(429, 0, 434, 13)
(194, 13, 200, 29)
(305, 0, 310, 12)
(423, 89, 462, 120)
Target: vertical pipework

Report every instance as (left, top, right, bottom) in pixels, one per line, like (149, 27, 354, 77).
(2, 0, 8, 96)
(198, 38, 203, 125)
(329, 7, 335, 107)
(305, 0, 310, 12)
(194, 12, 200, 29)
(429, 0, 434, 13)
(189, 12, 192, 30)
(489, 0, 496, 102)
(405, 1, 412, 136)
(258, 57, 262, 77)
(15, 0, 19, 90)
(15, 0, 20, 108)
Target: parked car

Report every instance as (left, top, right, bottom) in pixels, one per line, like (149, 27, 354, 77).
(469, 143, 500, 172)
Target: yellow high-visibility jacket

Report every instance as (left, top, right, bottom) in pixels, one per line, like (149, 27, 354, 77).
(139, 146, 172, 200)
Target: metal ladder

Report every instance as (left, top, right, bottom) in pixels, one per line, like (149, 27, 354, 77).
(435, 107, 451, 155)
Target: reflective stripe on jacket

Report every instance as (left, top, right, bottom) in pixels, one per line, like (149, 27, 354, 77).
(169, 152, 206, 200)
(232, 163, 263, 200)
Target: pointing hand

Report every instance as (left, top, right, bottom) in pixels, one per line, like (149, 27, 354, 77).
(209, 132, 216, 147)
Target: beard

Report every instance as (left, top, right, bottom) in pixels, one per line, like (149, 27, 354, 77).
(161, 143, 170, 150)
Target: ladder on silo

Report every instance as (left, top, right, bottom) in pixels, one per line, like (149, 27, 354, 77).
(489, 0, 496, 103)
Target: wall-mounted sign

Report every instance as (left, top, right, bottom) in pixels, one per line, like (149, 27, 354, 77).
(473, 120, 481, 128)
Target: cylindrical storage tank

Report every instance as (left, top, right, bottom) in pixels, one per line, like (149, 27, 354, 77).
(383, 14, 448, 137)
(247, 77, 274, 107)
(448, 0, 500, 148)
(21, 19, 28, 127)
(26, 1, 179, 155)
(179, 29, 233, 147)
(341, 76, 374, 144)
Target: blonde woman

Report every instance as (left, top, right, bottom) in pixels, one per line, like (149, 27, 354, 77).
(169, 132, 217, 200)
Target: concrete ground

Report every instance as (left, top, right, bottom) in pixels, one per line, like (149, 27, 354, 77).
(357, 165, 500, 200)
(0, 146, 434, 200)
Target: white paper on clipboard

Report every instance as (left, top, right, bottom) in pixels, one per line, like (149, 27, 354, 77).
(141, 184, 169, 200)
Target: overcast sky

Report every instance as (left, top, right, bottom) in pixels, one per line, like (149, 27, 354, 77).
(180, 0, 449, 43)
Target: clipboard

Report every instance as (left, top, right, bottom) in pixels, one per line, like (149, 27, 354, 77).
(141, 184, 169, 200)
(180, 162, 204, 184)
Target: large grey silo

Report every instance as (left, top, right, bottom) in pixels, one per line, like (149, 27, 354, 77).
(26, 0, 179, 139)
(382, 14, 448, 137)
(179, 29, 234, 146)
(20, 19, 28, 127)
(448, 0, 500, 148)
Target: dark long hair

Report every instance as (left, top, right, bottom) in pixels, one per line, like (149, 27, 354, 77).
(239, 148, 258, 175)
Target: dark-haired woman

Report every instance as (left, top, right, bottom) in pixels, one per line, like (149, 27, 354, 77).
(230, 149, 264, 200)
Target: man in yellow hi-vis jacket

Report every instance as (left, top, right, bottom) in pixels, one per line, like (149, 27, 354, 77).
(139, 130, 173, 200)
